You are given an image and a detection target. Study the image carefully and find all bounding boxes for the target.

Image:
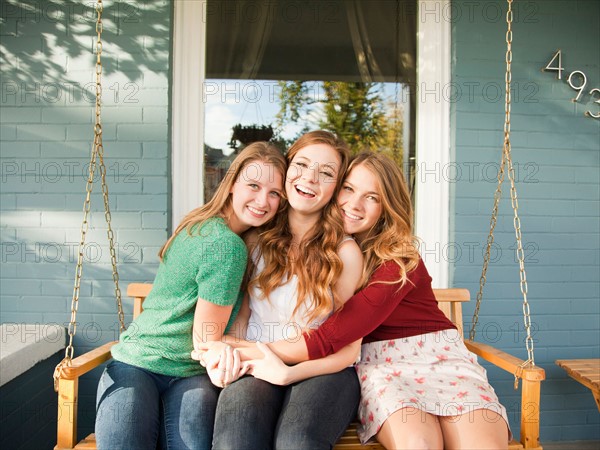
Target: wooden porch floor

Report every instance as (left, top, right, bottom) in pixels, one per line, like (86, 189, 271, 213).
(543, 441, 600, 450)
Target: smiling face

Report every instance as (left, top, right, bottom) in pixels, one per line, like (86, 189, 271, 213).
(337, 163, 383, 242)
(285, 143, 342, 216)
(228, 160, 284, 234)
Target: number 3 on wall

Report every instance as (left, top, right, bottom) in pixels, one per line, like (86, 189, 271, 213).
(543, 50, 600, 119)
(587, 88, 600, 119)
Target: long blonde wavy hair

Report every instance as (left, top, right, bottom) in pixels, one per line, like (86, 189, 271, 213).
(159, 142, 287, 260)
(250, 131, 351, 325)
(349, 152, 420, 289)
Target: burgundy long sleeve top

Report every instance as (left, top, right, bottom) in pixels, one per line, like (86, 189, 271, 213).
(304, 259, 456, 360)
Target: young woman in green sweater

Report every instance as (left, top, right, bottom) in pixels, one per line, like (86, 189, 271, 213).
(94, 142, 286, 450)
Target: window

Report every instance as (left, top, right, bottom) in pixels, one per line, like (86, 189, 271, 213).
(171, 0, 450, 286)
(202, 0, 416, 200)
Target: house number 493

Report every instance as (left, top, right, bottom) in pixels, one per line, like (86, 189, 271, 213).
(543, 50, 599, 119)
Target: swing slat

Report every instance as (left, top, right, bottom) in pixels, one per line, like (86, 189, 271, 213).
(55, 284, 544, 450)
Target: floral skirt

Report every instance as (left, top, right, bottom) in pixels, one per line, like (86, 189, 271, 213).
(355, 329, 510, 444)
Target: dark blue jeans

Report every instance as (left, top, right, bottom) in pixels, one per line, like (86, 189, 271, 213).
(212, 367, 360, 450)
(95, 360, 221, 450)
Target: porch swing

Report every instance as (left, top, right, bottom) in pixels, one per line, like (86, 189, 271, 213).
(52, 1, 544, 449)
(337, 1, 546, 449)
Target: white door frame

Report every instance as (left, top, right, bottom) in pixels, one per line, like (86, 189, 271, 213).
(171, 0, 450, 287)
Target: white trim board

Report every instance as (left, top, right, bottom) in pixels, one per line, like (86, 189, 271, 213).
(171, 0, 207, 227)
(414, 0, 451, 288)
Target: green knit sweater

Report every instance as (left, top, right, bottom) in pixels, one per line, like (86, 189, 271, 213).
(111, 217, 247, 377)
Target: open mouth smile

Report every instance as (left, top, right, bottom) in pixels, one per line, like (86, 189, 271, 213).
(295, 184, 316, 198)
(342, 209, 362, 221)
(247, 206, 267, 216)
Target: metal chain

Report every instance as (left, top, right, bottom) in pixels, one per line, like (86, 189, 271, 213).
(469, 149, 506, 341)
(53, 0, 124, 390)
(468, 0, 535, 388)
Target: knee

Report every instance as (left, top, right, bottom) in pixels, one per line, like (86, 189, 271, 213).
(401, 435, 439, 449)
(378, 430, 442, 450)
(212, 433, 239, 450)
(275, 417, 331, 450)
(275, 432, 320, 450)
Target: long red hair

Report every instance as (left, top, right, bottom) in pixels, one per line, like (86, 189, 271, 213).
(250, 131, 351, 325)
(348, 152, 420, 288)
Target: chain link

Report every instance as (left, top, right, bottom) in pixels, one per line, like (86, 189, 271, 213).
(468, 0, 535, 389)
(54, 0, 125, 391)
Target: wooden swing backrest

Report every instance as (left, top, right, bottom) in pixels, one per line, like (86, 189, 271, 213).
(55, 284, 543, 450)
(128, 284, 470, 323)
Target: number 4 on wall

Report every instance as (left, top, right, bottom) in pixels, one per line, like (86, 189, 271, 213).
(543, 50, 600, 119)
(544, 50, 564, 79)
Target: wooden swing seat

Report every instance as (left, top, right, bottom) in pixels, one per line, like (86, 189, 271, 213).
(55, 284, 545, 450)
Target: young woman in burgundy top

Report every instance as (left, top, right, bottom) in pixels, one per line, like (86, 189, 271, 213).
(208, 152, 511, 449)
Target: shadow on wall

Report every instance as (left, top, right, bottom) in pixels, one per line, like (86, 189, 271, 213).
(1, 0, 171, 99)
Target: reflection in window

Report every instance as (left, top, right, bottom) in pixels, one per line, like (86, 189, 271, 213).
(204, 0, 416, 200)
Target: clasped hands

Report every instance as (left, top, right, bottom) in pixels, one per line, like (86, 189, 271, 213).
(191, 341, 292, 387)
(191, 343, 245, 388)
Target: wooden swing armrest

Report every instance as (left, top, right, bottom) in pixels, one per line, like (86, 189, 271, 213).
(464, 340, 545, 381)
(59, 341, 117, 380)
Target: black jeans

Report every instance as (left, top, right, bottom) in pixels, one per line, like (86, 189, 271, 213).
(212, 367, 360, 450)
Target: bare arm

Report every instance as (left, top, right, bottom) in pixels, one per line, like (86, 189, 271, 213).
(197, 239, 365, 367)
(246, 339, 361, 385)
(192, 230, 258, 356)
(246, 238, 364, 382)
(334, 238, 364, 303)
(192, 297, 234, 348)
(224, 294, 250, 340)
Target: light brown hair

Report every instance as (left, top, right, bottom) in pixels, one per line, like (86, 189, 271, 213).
(251, 130, 351, 325)
(159, 142, 286, 260)
(348, 152, 420, 288)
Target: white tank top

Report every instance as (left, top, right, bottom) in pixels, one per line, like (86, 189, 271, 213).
(246, 254, 331, 343)
(246, 236, 354, 343)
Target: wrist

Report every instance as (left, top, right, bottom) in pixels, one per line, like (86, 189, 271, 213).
(281, 366, 295, 385)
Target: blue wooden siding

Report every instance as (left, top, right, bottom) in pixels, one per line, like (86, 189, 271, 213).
(0, 0, 172, 437)
(451, 0, 599, 441)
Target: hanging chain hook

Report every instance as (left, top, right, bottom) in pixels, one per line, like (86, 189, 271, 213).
(468, 0, 535, 389)
(54, 0, 125, 391)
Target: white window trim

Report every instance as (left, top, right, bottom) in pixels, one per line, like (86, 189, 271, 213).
(171, 0, 450, 287)
(415, 0, 451, 288)
(171, 0, 207, 227)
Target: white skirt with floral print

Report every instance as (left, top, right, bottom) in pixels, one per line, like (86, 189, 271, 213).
(355, 329, 511, 444)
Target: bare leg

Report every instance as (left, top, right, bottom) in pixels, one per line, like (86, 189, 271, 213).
(375, 407, 444, 450)
(440, 409, 509, 450)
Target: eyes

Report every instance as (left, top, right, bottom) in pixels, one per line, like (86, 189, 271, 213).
(248, 183, 281, 198)
(291, 160, 336, 180)
(341, 184, 379, 203)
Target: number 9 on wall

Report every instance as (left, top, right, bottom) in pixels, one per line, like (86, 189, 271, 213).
(543, 50, 600, 119)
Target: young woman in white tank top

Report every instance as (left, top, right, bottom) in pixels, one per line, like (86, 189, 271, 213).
(200, 131, 364, 450)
